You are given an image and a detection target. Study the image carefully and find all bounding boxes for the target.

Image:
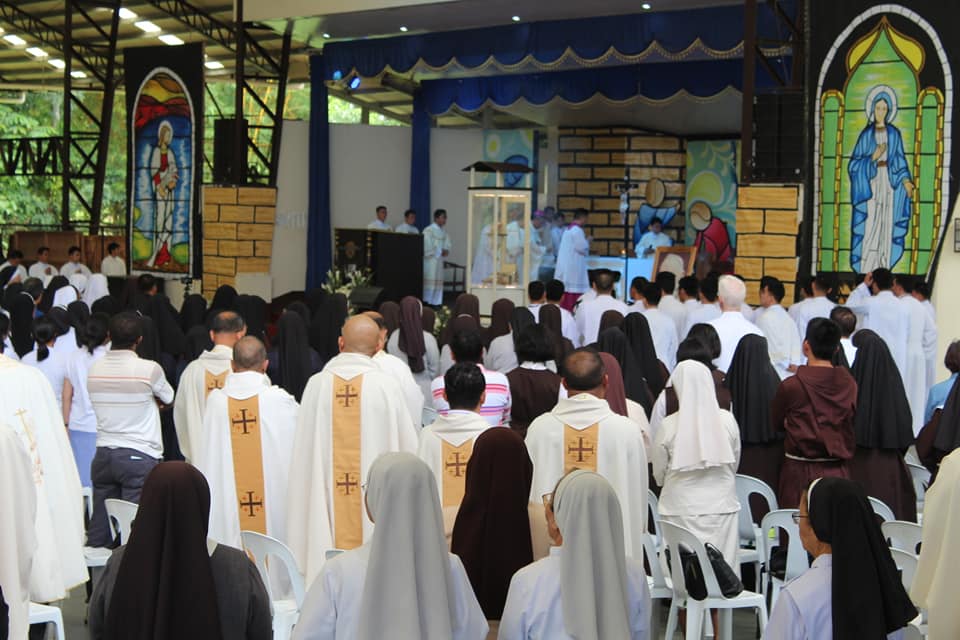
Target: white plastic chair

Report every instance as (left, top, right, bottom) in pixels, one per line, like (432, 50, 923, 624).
(29, 603, 65, 640)
(734, 474, 778, 592)
(907, 463, 930, 514)
(647, 489, 662, 546)
(641, 532, 672, 601)
(242, 531, 307, 640)
(105, 498, 138, 544)
(660, 521, 768, 640)
(889, 547, 929, 638)
(760, 509, 809, 608)
(869, 496, 896, 523)
(882, 520, 923, 555)
(82, 486, 93, 520)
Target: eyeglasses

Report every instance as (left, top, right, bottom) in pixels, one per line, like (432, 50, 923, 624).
(791, 512, 809, 524)
(541, 492, 554, 510)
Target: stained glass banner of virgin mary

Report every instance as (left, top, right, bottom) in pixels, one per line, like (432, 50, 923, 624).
(124, 43, 204, 276)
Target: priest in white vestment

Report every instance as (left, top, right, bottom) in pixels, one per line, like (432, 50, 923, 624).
(525, 349, 647, 561)
(0, 354, 85, 603)
(0, 423, 37, 639)
(293, 453, 488, 640)
(364, 311, 425, 427)
(846, 269, 909, 382)
(286, 315, 419, 585)
(422, 209, 451, 306)
(198, 337, 299, 550)
(756, 276, 804, 378)
(416, 362, 492, 537)
(708, 275, 764, 373)
(174, 311, 246, 461)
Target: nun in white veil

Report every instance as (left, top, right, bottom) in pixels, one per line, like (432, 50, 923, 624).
(293, 453, 487, 640)
(83, 273, 110, 308)
(499, 470, 651, 640)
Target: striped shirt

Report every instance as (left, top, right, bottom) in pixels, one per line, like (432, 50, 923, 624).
(87, 349, 174, 459)
(430, 364, 511, 427)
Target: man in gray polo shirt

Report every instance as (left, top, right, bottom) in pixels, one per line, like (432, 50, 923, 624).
(87, 311, 174, 547)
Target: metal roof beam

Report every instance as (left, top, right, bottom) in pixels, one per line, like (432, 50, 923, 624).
(0, 1, 110, 78)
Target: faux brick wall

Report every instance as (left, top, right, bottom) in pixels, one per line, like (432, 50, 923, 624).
(556, 128, 686, 256)
(735, 185, 802, 306)
(202, 186, 276, 297)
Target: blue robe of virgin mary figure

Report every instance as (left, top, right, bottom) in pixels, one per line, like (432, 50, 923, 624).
(847, 93, 912, 272)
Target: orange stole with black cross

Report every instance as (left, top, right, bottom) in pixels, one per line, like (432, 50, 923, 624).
(228, 395, 267, 534)
(332, 375, 363, 550)
(205, 370, 229, 398)
(564, 424, 599, 473)
(441, 439, 473, 507)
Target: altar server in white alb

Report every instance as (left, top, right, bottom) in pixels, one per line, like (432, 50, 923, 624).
(499, 470, 651, 640)
(0, 423, 37, 640)
(366, 205, 390, 231)
(845, 268, 909, 381)
(0, 348, 86, 603)
(364, 310, 425, 427)
(417, 362, 492, 536)
(525, 349, 647, 561)
(755, 276, 804, 378)
(423, 209, 452, 306)
(287, 314, 418, 585)
(553, 208, 591, 310)
(395, 208, 420, 234)
(293, 453, 488, 640)
(708, 275, 764, 373)
(198, 336, 299, 550)
(893, 275, 938, 435)
(174, 311, 246, 461)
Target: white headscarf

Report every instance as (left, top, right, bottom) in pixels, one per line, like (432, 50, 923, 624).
(68, 273, 87, 295)
(912, 449, 960, 637)
(0, 424, 38, 639)
(52, 285, 78, 310)
(357, 453, 457, 640)
(83, 273, 109, 307)
(553, 470, 631, 640)
(666, 359, 736, 471)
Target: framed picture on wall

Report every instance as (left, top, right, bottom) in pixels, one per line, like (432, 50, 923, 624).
(652, 246, 698, 282)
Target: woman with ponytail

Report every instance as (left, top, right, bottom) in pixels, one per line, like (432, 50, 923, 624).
(21, 317, 69, 409)
(62, 313, 110, 486)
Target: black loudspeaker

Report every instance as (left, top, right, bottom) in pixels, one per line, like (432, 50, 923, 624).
(213, 118, 248, 184)
(751, 90, 805, 182)
(348, 286, 387, 312)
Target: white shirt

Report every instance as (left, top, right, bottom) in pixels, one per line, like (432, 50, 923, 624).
(793, 295, 836, 339)
(394, 222, 419, 234)
(59, 262, 92, 278)
(87, 349, 174, 459)
(846, 284, 910, 380)
(99, 255, 126, 277)
(528, 303, 543, 322)
(484, 332, 519, 374)
(545, 302, 580, 346)
(636, 230, 672, 255)
(293, 544, 487, 640)
(499, 547, 651, 640)
(0, 261, 27, 285)
(708, 310, 764, 373)
(575, 294, 630, 346)
(652, 408, 741, 516)
(64, 345, 108, 433)
(766, 554, 904, 640)
(756, 304, 804, 378)
(682, 301, 721, 339)
(28, 261, 58, 278)
(430, 365, 511, 426)
(840, 337, 857, 366)
(21, 346, 69, 410)
(658, 294, 687, 339)
(366, 219, 390, 231)
(640, 308, 678, 371)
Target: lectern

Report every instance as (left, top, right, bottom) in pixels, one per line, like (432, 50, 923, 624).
(333, 228, 423, 302)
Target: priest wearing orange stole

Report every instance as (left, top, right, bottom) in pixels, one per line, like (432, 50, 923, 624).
(197, 336, 299, 550)
(174, 311, 246, 461)
(286, 314, 419, 584)
(524, 348, 648, 562)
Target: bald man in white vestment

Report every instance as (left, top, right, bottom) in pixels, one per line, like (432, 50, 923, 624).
(174, 311, 246, 461)
(0, 353, 85, 603)
(364, 311, 425, 426)
(708, 275, 764, 373)
(525, 349, 647, 562)
(293, 453, 487, 640)
(416, 362, 492, 538)
(0, 423, 37, 639)
(286, 315, 419, 585)
(198, 337, 299, 550)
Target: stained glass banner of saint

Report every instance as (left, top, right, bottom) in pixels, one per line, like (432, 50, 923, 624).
(124, 44, 203, 276)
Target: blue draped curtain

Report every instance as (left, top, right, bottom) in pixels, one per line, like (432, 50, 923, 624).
(306, 55, 332, 289)
(410, 91, 431, 229)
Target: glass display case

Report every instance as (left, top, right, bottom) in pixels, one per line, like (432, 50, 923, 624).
(464, 162, 534, 310)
